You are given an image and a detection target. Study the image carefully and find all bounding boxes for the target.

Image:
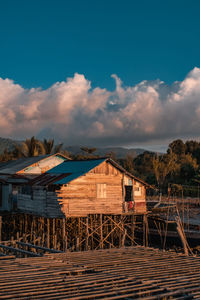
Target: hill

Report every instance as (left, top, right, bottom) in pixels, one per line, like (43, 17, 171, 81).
(65, 146, 147, 158)
(0, 137, 148, 158)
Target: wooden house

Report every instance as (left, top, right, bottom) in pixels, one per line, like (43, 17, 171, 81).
(17, 158, 150, 217)
(0, 153, 70, 212)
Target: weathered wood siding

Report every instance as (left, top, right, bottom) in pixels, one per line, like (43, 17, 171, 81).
(56, 161, 146, 217)
(17, 161, 147, 217)
(17, 187, 64, 218)
(0, 184, 12, 211)
(133, 180, 146, 213)
(57, 161, 124, 216)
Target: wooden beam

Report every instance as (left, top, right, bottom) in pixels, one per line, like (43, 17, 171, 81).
(0, 244, 41, 257)
(16, 242, 63, 253)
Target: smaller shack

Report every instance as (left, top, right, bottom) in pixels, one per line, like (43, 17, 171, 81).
(17, 158, 150, 217)
(0, 153, 70, 212)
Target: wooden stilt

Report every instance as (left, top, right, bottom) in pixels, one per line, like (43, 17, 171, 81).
(0, 216, 2, 242)
(47, 218, 50, 249)
(131, 214, 135, 246)
(143, 215, 146, 246)
(145, 214, 148, 247)
(53, 218, 56, 249)
(86, 216, 89, 251)
(42, 218, 45, 246)
(62, 218, 66, 252)
(100, 214, 103, 249)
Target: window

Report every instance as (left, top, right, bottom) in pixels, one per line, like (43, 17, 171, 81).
(125, 185, 133, 202)
(97, 184, 106, 198)
(134, 183, 142, 196)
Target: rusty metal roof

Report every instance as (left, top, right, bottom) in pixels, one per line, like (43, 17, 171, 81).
(25, 158, 151, 187)
(0, 153, 69, 175)
(28, 173, 71, 186)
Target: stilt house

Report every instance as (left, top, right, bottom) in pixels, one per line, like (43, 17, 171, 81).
(17, 158, 149, 217)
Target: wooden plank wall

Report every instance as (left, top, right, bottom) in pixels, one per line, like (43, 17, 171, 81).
(17, 188, 64, 218)
(17, 161, 147, 217)
(133, 179, 147, 213)
(57, 161, 124, 217)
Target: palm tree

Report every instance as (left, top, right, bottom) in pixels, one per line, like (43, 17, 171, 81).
(53, 143, 63, 154)
(43, 139, 54, 154)
(12, 137, 65, 158)
(13, 136, 46, 158)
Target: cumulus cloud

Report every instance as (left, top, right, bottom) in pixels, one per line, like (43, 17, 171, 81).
(1, 68, 200, 146)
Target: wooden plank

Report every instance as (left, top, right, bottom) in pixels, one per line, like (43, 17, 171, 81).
(1, 246, 200, 299)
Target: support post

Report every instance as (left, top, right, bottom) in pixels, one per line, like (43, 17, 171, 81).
(131, 214, 135, 246)
(62, 218, 66, 251)
(86, 216, 89, 251)
(143, 215, 146, 247)
(47, 218, 50, 249)
(53, 218, 56, 249)
(0, 216, 2, 242)
(145, 214, 148, 247)
(100, 214, 103, 249)
(122, 228, 126, 247)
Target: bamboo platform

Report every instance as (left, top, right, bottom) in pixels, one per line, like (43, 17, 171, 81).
(0, 246, 200, 299)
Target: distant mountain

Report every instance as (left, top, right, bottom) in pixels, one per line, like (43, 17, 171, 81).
(65, 145, 148, 159)
(0, 137, 149, 159)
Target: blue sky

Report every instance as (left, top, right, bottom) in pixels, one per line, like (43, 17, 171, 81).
(1, 0, 200, 89)
(0, 0, 200, 150)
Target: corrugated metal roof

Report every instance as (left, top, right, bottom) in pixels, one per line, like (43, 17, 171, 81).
(0, 156, 48, 174)
(0, 173, 31, 184)
(48, 158, 106, 185)
(22, 158, 151, 187)
(28, 173, 71, 186)
(0, 154, 68, 175)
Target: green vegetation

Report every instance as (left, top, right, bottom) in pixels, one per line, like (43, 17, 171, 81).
(1, 137, 200, 194)
(0, 137, 66, 161)
(118, 139, 200, 195)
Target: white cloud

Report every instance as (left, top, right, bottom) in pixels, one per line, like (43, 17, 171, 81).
(1, 68, 200, 146)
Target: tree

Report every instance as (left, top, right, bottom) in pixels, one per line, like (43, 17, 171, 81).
(43, 139, 54, 154)
(53, 143, 63, 154)
(152, 151, 178, 189)
(106, 151, 117, 161)
(185, 140, 200, 164)
(80, 147, 97, 155)
(179, 154, 198, 184)
(123, 154, 134, 174)
(13, 136, 46, 158)
(167, 139, 186, 155)
(0, 148, 13, 162)
(133, 151, 155, 182)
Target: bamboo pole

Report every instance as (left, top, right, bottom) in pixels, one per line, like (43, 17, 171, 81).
(53, 218, 56, 249)
(47, 218, 50, 249)
(86, 216, 89, 251)
(131, 214, 135, 246)
(100, 214, 103, 249)
(0, 216, 2, 242)
(62, 218, 66, 252)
